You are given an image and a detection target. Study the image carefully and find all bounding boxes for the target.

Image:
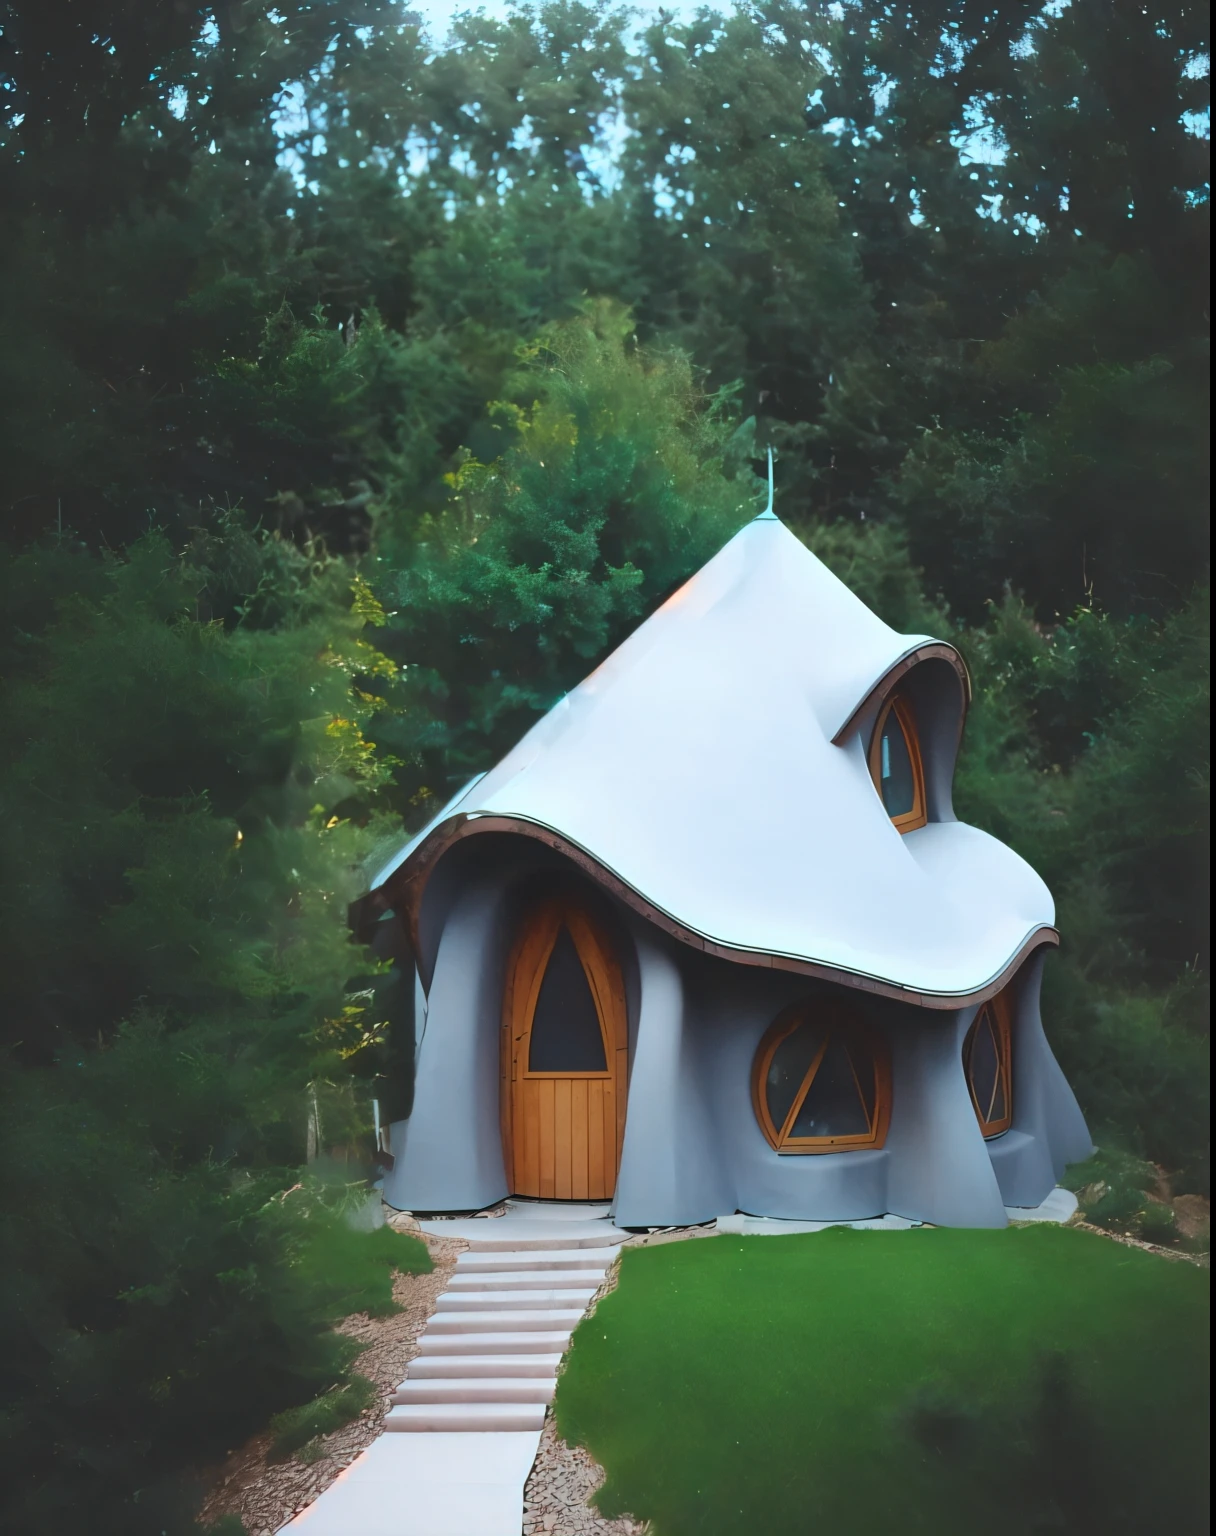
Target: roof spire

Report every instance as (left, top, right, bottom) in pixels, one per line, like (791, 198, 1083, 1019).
(756, 445, 778, 520)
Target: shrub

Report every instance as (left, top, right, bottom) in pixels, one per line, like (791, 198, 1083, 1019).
(268, 1375, 379, 1461)
(1138, 1203, 1180, 1247)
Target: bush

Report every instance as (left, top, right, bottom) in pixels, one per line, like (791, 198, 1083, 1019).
(0, 1077, 429, 1535)
(1064, 1148, 1189, 1247)
(1138, 1203, 1181, 1246)
(268, 1374, 379, 1461)
(1085, 1184, 1148, 1232)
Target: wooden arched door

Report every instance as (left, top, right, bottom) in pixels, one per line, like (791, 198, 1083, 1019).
(501, 894, 628, 1200)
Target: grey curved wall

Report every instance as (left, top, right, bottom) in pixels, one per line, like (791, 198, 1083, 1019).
(385, 839, 642, 1212)
(902, 657, 966, 824)
(382, 870, 511, 1212)
(883, 1005, 1007, 1227)
(625, 946, 1007, 1229)
(986, 949, 1093, 1206)
(695, 961, 890, 1223)
(614, 929, 733, 1227)
(383, 843, 1091, 1225)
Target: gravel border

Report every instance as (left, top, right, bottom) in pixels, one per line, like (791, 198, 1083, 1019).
(523, 1412, 649, 1536)
(1071, 1218, 1210, 1267)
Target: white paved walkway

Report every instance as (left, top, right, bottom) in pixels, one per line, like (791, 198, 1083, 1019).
(281, 1201, 624, 1536)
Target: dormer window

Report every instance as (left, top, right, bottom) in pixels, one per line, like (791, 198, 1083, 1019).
(869, 693, 927, 832)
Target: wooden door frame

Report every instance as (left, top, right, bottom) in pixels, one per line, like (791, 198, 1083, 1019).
(500, 890, 629, 1194)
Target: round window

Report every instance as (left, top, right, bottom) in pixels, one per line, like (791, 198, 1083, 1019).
(753, 1003, 891, 1153)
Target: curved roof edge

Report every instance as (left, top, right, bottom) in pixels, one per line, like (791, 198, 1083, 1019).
(831, 641, 972, 747)
(364, 811, 1058, 1011)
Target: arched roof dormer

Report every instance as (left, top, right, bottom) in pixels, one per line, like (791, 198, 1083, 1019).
(833, 641, 971, 831)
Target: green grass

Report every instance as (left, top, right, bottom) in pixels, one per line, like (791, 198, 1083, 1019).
(556, 1226, 1209, 1536)
(268, 1373, 378, 1460)
(293, 1217, 433, 1322)
(264, 1219, 431, 1460)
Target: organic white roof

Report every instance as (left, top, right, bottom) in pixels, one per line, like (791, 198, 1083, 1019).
(371, 514, 1054, 999)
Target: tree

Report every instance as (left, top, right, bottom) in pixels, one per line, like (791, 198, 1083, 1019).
(368, 300, 760, 808)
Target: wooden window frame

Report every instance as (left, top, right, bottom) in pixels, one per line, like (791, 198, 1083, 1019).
(868, 692, 928, 833)
(963, 989, 1014, 1138)
(752, 1001, 891, 1154)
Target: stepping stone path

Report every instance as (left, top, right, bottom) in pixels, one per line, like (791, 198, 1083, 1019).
(281, 1202, 625, 1536)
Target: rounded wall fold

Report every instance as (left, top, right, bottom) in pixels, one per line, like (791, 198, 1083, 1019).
(884, 1007, 1009, 1228)
(381, 873, 511, 1212)
(613, 928, 734, 1227)
(986, 951, 1093, 1207)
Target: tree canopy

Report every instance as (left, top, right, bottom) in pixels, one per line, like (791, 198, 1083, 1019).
(0, 3, 1208, 1531)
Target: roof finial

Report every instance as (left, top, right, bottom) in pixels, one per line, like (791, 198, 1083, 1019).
(755, 444, 778, 520)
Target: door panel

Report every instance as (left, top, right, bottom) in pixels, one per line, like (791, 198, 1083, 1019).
(502, 894, 628, 1200)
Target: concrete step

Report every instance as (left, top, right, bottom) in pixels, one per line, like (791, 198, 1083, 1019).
(446, 1267, 608, 1292)
(501, 1201, 613, 1221)
(455, 1246, 619, 1273)
(415, 1330, 573, 1356)
(424, 1309, 585, 1335)
(385, 1402, 546, 1433)
(434, 1288, 596, 1313)
(407, 1353, 562, 1379)
(390, 1378, 555, 1406)
(463, 1223, 626, 1251)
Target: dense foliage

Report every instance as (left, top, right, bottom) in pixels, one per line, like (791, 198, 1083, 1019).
(0, 1, 1208, 1531)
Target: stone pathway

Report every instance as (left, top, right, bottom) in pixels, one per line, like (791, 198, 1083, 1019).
(280, 1202, 625, 1536)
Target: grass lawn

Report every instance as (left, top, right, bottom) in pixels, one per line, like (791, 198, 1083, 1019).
(555, 1226, 1209, 1536)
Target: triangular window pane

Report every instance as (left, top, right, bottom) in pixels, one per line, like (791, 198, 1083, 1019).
(848, 1038, 877, 1122)
(790, 1036, 871, 1139)
(989, 1066, 1008, 1126)
(766, 1023, 826, 1136)
(967, 1009, 1001, 1125)
(528, 925, 608, 1072)
(880, 709, 917, 818)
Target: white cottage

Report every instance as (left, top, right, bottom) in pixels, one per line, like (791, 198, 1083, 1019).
(354, 508, 1092, 1228)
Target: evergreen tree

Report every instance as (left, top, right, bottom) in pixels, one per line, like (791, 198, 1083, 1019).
(369, 300, 761, 808)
